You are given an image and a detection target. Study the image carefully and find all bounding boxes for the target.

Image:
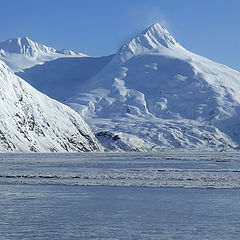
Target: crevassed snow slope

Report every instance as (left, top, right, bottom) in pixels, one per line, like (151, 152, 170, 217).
(0, 37, 87, 72)
(0, 59, 102, 152)
(66, 23, 240, 151)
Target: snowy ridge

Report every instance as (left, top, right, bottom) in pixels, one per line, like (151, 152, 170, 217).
(0, 37, 58, 57)
(0, 60, 102, 152)
(0, 37, 87, 72)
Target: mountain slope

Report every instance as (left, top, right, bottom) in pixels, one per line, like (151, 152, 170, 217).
(0, 37, 86, 72)
(66, 23, 240, 150)
(0, 59, 102, 152)
(17, 55, 113, 101)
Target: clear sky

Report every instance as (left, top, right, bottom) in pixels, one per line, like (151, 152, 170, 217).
(0, 0, 239, 71)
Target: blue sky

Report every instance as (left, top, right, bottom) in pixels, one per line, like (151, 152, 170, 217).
(1, 0, 239, 70)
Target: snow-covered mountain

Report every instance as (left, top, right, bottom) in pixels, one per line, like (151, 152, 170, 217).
(0, 37, 86, 72)
(3, 23, 240, 151)
(0, 59, 102, 152)
(66, 23, 240, 151)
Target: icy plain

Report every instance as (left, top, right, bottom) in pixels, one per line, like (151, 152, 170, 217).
(1, 151, 240, 188)
(1, 152, 240, 239)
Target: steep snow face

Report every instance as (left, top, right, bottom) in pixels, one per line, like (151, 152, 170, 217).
(0, 60, 102, 152)
(0, 37, 87, 72)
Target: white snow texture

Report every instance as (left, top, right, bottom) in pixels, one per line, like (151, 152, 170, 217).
(1, 23, 240, 151)
(0, 60, 101, 152)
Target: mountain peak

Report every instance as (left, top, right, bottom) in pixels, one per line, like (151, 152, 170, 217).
(17, 36, 32, 45)
(140, 23, 178, 49)
(0, 37, 88, 72)
(0, 37, 56, 58)
(7, 36, 31, 43)
(143, 23, 166, 33)
(116, 23, 180, 62)
(0, 37, 87, 59)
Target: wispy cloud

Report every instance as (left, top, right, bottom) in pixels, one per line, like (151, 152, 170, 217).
(115, 5, 172, 48)
(127, 5, 171, 31)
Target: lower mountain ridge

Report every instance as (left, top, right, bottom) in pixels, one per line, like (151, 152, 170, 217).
(0, 59, 102, 152)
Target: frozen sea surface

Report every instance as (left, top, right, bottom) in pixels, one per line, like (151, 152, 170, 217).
(1, 151, 240, 188)
(1, 151, 240, 239)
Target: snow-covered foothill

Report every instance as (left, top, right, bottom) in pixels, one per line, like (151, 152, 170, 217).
(0, 59, 102, 152)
